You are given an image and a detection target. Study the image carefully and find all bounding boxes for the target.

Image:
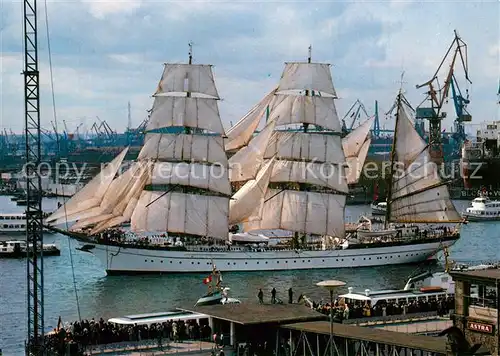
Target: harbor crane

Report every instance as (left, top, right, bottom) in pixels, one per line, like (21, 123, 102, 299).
(22, 0, 45, 354)
(415, 30, 472, 164)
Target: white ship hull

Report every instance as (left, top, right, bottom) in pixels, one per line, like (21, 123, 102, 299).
(82, 238, 458, 274)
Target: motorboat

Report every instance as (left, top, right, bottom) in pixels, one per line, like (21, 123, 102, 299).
(195, 265, 241, 306)
(462, 194, 500, 221)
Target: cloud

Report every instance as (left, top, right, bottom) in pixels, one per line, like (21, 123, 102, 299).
(0, 0, 498, 136)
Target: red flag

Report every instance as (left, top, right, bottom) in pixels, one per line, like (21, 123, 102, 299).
(203, 275, 212, 284)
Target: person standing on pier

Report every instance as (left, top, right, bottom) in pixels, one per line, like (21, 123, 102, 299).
(271, 288, 277, 304)
(258, 289, 264, 304)
(288, 288, 293, 304)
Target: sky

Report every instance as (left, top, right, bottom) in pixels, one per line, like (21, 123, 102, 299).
(1, 0, 499, 136)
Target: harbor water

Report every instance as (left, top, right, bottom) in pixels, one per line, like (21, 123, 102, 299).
(0, 196, 498, 355)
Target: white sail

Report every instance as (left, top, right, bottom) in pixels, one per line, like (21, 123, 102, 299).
(229, 158, 275, 225)
(225, 87, 277, 151)
(243, 189, 346, 237)
(268, 95, 341, 132)
(68, 161, 152, 230)
(345, 138, 370, 185)
(228, 120, 276, 182)
(342, 117, 373, 185)
(151, 162, 231, 196)
(156, 63, 219, 99)
(388, 101, 461, 223)
(342, 117, 374, 158)
(146, 96, 224, 134)
(277, 62, 337, 97)
(46, 147, 128, 223)
(131, 191, 229, 238)
(90, 161, 152, 234)
(233, 60, 347, 238)
(269, 160, 349, 193)
(139, 133, 227, 165)
(128, 57, 230, 238)
(264, 131, 344, 164)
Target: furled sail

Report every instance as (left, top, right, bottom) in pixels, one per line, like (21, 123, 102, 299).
(387, 96, 461, 223)
(232, 56, 348, 238)
(46, 147, 129, 224)
(224, 87, 277, 151)
(342, 117, 374, 185)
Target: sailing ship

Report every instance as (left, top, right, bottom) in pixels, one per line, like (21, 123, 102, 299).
(47, 48, 460, 274)
(357, 91, 463, 242)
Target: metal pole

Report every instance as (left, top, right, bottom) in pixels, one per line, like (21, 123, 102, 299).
(330, 289, 333, 356)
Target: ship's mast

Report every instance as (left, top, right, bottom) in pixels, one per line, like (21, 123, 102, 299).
(185, 42, 193, 134)
(384, 91, 401, 229)
(303, 45, 311, 133)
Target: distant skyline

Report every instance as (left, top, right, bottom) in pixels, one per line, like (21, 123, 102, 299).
(1, 0, 499, 135)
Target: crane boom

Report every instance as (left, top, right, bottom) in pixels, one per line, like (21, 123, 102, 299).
(415, 30, 472, 164)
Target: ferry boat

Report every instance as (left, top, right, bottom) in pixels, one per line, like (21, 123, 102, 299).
(0, 213, 53, 241)
(108, 309, 209, 326)
(371, 201, 387, 215)
(462, 194, 500, 221)
(46, 49, 460, 275)
(0, 240, 60, 258)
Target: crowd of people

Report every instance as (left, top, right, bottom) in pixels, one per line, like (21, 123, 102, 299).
(312, 295, 455, 322)
(44, 317, 212, 355)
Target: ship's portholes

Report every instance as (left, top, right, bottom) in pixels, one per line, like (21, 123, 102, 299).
(150, 260, 153, 263)
(161, 260, 163, 263)
(245, 262, 248, 264)
(322, 259, 325, 262)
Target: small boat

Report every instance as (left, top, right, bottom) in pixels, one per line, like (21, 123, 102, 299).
(462, 194, 500, 221)
(195, 264, 241, 306)
(0, 240, 60, 258)
(371, 201, 386, 215)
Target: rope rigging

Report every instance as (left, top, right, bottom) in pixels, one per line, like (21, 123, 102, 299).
(43, 0, 81, 322)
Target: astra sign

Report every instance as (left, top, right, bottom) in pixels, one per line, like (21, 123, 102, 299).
(467, 321, 494, 334)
